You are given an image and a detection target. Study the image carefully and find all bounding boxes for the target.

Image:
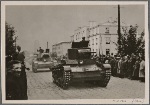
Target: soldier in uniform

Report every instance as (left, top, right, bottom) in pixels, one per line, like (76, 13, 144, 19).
(16, 46, 28, 100)
(139, 56, 145, 82)
(110, 56, 116, 76)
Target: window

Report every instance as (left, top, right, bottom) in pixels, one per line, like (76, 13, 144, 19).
(96, 38, 98, 45)
(92, 38, 94, 45)
(106, 49, 110, 55)
(105, 27, 109, 33)
(106, 37, 110, 44)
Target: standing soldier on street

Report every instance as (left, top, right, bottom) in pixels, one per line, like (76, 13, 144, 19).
(120, 56, 126, 78)
(113, 56, 120, 77)
(132, 56, 140, 80)
(110, 56, 116, 76)
(128, 54, 136, 79)
(117, 57, 122, 77)
(16, 46, 28, 100)
(139, 56, 145, 82)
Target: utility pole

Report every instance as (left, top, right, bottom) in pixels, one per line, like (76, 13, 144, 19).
(117, 4, 121, 54)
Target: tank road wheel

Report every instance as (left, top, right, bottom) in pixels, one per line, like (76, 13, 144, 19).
(101, 76, 110, 87)
(32, 63, 37, 73)
(33, 68, 37, 73)
(62, 82, 68, 90)
(32, 63, 36, 73)
(98, 70, 111, 87)
(52, 70, 59, 85)
(59, 78, 68, 90)
(61, 71, 71, 90)
(32, 63, 34, 71)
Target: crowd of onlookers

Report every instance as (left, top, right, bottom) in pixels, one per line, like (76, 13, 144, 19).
(93, 53, 145, 82)
(51, 50, 145, 82)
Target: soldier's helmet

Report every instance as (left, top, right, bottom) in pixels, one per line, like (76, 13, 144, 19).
(17, 46, 21, 52)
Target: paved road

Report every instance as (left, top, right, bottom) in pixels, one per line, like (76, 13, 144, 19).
(26, 69, 145, 100)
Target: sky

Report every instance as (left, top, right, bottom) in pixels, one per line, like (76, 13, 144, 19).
(6, 5, 145, 52)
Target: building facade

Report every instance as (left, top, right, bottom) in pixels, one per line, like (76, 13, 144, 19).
(71, 26, 89, 42)
(89, 21, 130, 56)
(52, 42, 71, 58)
(71, 20, 130, 56)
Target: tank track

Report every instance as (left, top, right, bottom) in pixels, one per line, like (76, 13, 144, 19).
(100, 70, 111, 87)
(52, 68, 71, 89)
(61, 70, 71, 89)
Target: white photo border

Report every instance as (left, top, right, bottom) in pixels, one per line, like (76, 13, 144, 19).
(1, 1, 149, 104)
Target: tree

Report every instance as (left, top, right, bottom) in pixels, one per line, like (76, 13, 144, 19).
(136, 31, 145, 56)
(115, 26, 129, 56)
(6, 22, 17, 64)
(116, 24, 145, 56)
(126, 25, 138, 55)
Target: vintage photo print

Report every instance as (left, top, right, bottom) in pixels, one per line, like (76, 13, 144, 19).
(1, 1, 149, 104)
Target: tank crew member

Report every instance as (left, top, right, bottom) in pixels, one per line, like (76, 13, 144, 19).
(37, 47, 44, 61)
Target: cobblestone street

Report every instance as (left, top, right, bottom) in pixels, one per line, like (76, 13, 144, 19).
(26, 69, 145, 100)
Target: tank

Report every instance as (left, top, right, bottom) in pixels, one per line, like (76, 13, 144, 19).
(52, 40, 111, 89)
(32, 53, 53, 73)
(32, 42, 53, 73)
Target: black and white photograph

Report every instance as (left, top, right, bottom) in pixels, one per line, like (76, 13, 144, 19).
(1, 1, 149, 104)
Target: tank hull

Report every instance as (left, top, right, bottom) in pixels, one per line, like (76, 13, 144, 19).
(32, 61, 54, 72)
(52, 64, 111, 89)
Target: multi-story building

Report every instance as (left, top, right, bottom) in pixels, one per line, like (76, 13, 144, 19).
(70, 20, 130, 56)
(52, 42, 71, 58)
(89, 20, 130, 56)
(71, 26, 89, 42)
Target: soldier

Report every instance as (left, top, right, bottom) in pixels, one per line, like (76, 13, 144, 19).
(129, 53, 136, 79)
(37, 47, 43, 61)
(132, 55, 140, 80)
(139, 56, 145, 82)
(110, 56, 116, 76)
(82, 37, 85, 41)
(120, 56, 127, 78)
(117, 57, 122, 77)
(17, 46, 25, 62)
(16, 46, 28, 100)
(114, 56, 120, 77)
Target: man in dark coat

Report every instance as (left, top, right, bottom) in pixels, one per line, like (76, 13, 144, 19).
(110, 56, 116, 76)
(16, 46, 28, 100)
(17, 46, 25, 62)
